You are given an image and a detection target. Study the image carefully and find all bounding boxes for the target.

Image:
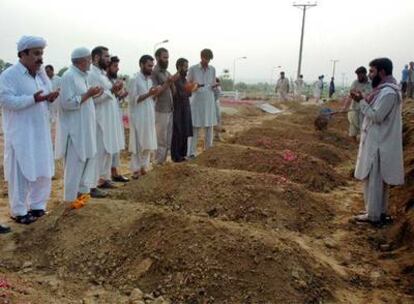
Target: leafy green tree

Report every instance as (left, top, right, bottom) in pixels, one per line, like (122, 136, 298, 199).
(0, 59, 12, 74)
(219, 69, 233, 91)
(57, 67, 68, 77)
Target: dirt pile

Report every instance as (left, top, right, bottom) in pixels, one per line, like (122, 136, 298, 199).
(14, 203, 338, 304)
(230, 126, 352, 166)
(388, 102, 414, 247)
(113, 163, 334, 233)
(194, 143, 346, 192)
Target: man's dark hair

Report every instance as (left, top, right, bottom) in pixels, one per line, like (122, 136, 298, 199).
(110, 56, 120, 64)
(176, 58, 188, 69)
(355, 66, 367, 74)
(155, 47, 168, 58)
(45, 65, 54, 71)
(17, 49, 30, 58)
(299, 74, 303, 78)
(201, 48, 213, 60)
(139, 55, 154, 65)
(91, 46, 108, 60)
(369, 58, 393, 76)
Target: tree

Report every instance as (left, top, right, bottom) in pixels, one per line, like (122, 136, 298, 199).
(235, 82, 248, 91)
(0, 59, 12, 74)
(219, 69, 233, 91)
(57, 67, 68, 77)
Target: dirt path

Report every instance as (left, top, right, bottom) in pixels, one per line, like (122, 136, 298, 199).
(0, 101, 413, 303)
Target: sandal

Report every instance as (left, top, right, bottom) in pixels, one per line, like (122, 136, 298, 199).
(0, 224, 11, 234)
(71, 198, 85, 210)
(78, 193, 91, 204)
(98, 180, 117, 189)
(11, 214, 37, 225)
(132, 172, 140, 180)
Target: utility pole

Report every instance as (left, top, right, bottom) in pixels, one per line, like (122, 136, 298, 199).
(293, 2, 317, 80)
(331, 59, 339, 78)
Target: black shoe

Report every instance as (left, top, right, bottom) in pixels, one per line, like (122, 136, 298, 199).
(97, 180, 117, 189)
(90, 188, 108, 198)
(11, 214, 37, 225)
(111, 175, 130, 183)
(380, 213, 393, 225)
(0, 224, 11, 234)
(29, 209, 47, 218)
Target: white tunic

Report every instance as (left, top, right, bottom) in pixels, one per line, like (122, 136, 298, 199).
(109, 77, 126, 149)
(128, 72, 157, 153)
(48, 75, 62, 121)
(294, 79, 305, 95)
(276, 78, 289, 94)
(313, 79, 323, 98)
(187, 64, 217, 127)
(0, 62, 54, 181)
(88, 65, 124, 154)
(355, 85, 404, 185)
(55, 65, 97, 162)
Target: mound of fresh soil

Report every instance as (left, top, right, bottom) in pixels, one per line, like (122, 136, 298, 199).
(194, 144, 346, 192)
(15, 205, 338, 304)
(388, 103, 414, 248)
(230, 126, 352, 165)
(113, 163, 335, 233)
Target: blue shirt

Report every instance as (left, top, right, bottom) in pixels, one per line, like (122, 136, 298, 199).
(402, 68, 409, 82)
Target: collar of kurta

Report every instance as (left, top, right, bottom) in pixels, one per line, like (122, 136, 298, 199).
(197, 63, 210, 71)
(71, 65, 88, 77)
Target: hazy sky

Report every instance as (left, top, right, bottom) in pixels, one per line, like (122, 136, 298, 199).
(0, 0, 413, 85)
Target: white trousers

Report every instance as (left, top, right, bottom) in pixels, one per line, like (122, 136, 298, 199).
(111, 152, 120, 169)
(188, 126, 214, 156)
(363, 153, 389, 222)
(8, 149, 51, 217)
(278, 91, 289, 101)
(96, 126, 112, 181)
(64, 138, 96, 202)
(155, 111, 173, 164)
(130, 151, 151, 172)
(215, 100, 221, 127)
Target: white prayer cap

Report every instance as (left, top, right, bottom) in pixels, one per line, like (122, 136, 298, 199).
(71, 47, 91, 59)
(17, 36, 47, 52)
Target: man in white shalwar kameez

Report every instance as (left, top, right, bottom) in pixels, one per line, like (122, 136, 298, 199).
(187, 49, 218, 157)
(55, 47, 103, 209)
(313, 75, 324, 103)
(294, 75, 305, 100)
(352, 58, 404, 225)
(45, 64, 62, 124)
(275, 71, 290, 101)
(107, 56, 129, 183)
(0, 36, 59, 224)
(129, 55, 160, 179)
(88, 46, 124, 194)
(342, 66, 372, 142)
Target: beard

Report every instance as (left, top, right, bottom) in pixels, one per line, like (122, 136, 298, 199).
(143, 69, 152, 76)
(98, 58, 108, 70)
(371, 75, 381, 88)
(159, 60, 168, 70)
(179, 70, 187, 77)
(107, 71, 117, 79)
